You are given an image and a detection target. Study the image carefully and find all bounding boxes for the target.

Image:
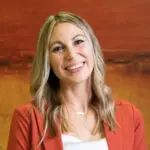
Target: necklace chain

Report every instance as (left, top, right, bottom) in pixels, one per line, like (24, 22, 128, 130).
(65, 104, 88, 116)
(63, 105, 93, 140)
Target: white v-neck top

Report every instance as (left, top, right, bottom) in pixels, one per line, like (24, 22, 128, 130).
(62, 134, 109, 150)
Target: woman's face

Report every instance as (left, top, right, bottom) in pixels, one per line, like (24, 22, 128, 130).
(49, 22, 94, 85)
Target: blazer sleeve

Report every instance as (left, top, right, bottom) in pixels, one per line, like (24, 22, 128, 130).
(7, 108, 31, 150)
(133, 106, 147, 150)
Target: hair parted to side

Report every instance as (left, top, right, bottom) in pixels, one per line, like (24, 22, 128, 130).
(30, 11, 116, 146)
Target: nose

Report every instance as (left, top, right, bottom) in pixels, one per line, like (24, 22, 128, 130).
(64, 46, 76, 60)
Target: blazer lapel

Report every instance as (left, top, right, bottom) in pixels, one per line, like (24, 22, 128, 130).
(32, 107, 63, 150)
(104, 123, 122, 150)
(104, 109, 123, 150)
(42, 120, 63, 150)
(44, 131, 63, 150)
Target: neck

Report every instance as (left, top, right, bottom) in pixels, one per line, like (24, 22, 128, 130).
(59, 79, 92, 112)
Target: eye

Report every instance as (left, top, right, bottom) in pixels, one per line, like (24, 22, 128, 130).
(74, 39, 84, 45)
(52, 45, 64, 52)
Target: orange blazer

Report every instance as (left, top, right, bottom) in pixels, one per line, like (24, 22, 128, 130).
(7, 100, 147, 150)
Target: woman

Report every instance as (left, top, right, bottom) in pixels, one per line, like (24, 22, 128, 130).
(7, 12, 147, 150)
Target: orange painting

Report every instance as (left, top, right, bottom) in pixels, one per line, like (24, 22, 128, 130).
(0, 0, 150, 149)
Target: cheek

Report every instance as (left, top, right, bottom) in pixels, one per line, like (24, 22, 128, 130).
(50, 55, 58, 69)
(87, 48, 94, 68)
(89, 55, 94, 70)
(49, 54, 63, 73)
(84, 46, 94, 62)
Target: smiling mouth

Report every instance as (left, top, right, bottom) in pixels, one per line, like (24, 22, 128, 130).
(65, 62, 85, 71)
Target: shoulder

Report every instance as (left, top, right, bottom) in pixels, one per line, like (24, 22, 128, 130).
(115, 99, 143, 116)
(13, 101, 35, 116)
(114, 100, 147, 149)
(114, 99, 144, 127)
(11, 101, 41, 124)
(8, 101, 45, 149)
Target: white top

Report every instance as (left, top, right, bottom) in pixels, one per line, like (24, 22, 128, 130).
(62, 134, 109, 150)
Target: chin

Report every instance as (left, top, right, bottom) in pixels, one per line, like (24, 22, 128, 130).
(66, 75, 91, 85)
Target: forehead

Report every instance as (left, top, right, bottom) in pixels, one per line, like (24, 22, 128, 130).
(50, 22, 87, 42)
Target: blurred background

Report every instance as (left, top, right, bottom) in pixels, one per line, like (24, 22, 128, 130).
(0, 0, 150, 149)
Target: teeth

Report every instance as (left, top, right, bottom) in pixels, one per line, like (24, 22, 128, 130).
(67, 63, 84, 70)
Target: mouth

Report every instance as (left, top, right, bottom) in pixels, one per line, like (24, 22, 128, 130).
(65, 62, 85, 72)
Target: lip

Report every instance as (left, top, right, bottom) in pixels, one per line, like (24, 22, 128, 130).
(64, 61, 85, 69)
(64, 62, 85, 73)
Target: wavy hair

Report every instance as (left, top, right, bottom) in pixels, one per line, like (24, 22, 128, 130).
(30, 11, 116, 146)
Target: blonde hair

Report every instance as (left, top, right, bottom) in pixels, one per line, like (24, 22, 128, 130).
(30, 11, 116, 146)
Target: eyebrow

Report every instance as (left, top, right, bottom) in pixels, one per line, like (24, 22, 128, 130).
(72, 34, 85, 40)
(49, 34, 85, 47)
